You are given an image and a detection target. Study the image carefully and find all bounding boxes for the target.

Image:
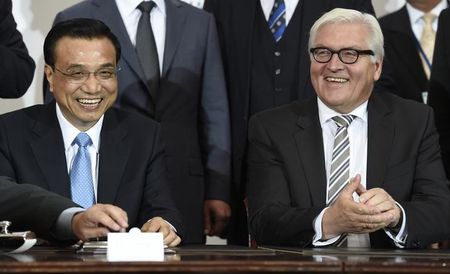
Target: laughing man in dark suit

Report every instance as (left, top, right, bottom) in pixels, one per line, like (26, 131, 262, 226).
(0, 18, 182, 246)
(247, 8, 450, 248)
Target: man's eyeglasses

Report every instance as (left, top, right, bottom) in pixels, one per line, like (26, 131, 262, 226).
(309, 47, 375, 64)
(53, 66, 121, 84)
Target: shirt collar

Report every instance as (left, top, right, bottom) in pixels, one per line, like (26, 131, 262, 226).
(406, 0, 448, 26)
(115, 0, 166, 18)
(317, 97, 368, 126)
(56, 103, 103, 152)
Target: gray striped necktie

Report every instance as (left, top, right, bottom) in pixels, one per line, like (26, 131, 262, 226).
(327, 115, 355, 205)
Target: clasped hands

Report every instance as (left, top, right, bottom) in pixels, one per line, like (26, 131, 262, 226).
(71, 204, 181, 247)
(322, 174, 401, 239)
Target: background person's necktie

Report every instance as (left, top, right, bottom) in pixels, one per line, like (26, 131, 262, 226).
(268, 0, 286, 42)
(420, 12, 437, 79)
(136, 1, 160, 102)
(327, 115, 355, 205)
(70, 132, 95, 209)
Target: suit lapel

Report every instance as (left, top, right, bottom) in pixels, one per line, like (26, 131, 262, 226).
(91, 0, 147, 85)
(366, 93, 394, 190)
(294, 99, 327, 205)
(97, 110, 130, 204)
(30, 102, 71, 198)
(385, 7, 427, 86)
(162, 0, 186, 76)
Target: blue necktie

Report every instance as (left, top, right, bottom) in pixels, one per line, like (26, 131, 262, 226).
(70, 132, 95, 209)
(268, 0, 286, 42)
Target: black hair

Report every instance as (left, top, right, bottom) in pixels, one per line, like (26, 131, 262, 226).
(44, 18, 121, 66)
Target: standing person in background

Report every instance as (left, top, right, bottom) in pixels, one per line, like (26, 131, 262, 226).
(44, 0, 231, 244)
(0, 0, 35, 98)
(379, 0, 448, 103)
(203, 0, 390, 246)
(429, 8, 450, 177)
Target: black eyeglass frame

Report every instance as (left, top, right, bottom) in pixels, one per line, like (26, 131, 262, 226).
(309, 47, 375, 64)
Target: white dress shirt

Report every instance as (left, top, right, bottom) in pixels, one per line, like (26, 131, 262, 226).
(312, 98, 407, 248)
(406, 0, 448, 40)
(260, 0, 299, 26)
(116, 0, 166, 71)
(56, 104, 103, 200)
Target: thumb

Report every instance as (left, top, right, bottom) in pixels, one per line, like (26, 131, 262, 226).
(343, 174, 362, 195)
(353, 174, 367, 195)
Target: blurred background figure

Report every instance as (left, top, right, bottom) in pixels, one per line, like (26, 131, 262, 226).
(429, 8, 450, 178)
(379, 0, 448, 103)
(0, 0, 35, 98)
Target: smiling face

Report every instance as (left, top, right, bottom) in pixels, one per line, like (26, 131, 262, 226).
(310, 22, 382, 113)
(45, 37, 118, 131)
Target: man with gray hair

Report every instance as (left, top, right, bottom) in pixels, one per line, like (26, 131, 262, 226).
(246, 8, 450, 248)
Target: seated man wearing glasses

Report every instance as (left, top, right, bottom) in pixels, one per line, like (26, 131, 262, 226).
(0, 18, 182, 246)
(246, 8, 450, 248)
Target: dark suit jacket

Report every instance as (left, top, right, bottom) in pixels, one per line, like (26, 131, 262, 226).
(379, 5, 431, 103)
(247, 92, 450, 248)
(429, 8, 450, 177)
(0, 102, 183, 238)
(0, 176, 77, 241)
(0, 0, 35, 98)
(49, 0, 230, 243)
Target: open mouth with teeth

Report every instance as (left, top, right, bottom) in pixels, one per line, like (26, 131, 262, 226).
(77, 98, 103, 108)
(325, 77, 348, 83)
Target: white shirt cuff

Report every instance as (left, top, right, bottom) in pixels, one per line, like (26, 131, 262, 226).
(312, 207, 343, 246)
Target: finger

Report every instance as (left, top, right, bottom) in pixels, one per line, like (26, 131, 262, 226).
(169, 236, 182, 247)
(166, 234, 182, 247)
(370, 199, 395, 212)
(143, 219, 163, 233)
(163, 229, 178, 246)
(203, 206, 212, 235)
(77, 226, 110, 241)
(84, 227, 111, 240)
(101, 205, 129, 228)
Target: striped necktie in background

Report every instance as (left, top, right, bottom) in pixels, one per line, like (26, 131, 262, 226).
(268, 0, 286, 42)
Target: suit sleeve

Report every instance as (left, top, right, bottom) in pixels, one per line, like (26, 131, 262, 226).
(199, 13, 231, 202)
(246, 115, 322, 247)
(140, 124, 184, 238)
(0, 0, 35, 98)
(0, 176, 77, 241)
(402, 107, 450, 248)
(429, 10, 450, 178)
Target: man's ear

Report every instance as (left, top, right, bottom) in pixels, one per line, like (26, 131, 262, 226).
(373, 57, 383, 82)
(44, 64, 54, 92)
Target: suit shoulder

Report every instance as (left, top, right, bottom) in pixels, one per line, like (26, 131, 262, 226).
(378, 91, 431, 115)
(173, 0, 214, 19)
(107, 107, 160, 130)
(378, 8, 403, 26)
(0, 104, 45, 124)
(58, 0, 96, 14)
(251, 101, 302, 127)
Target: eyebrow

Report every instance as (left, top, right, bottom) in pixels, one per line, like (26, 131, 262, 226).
(64, 63, 117, 70)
